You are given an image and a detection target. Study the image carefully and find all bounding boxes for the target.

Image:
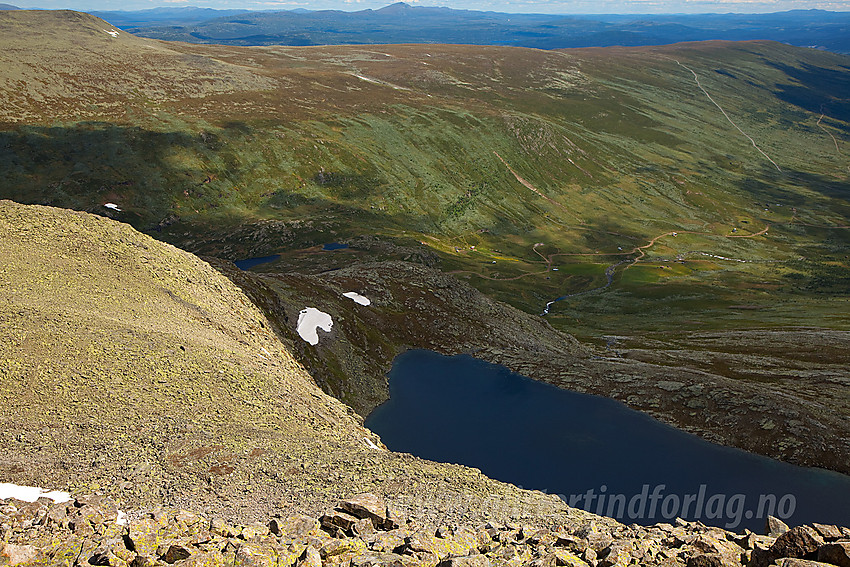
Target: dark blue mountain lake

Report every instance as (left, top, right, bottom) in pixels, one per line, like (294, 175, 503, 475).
(323, 242, 349, 251)
(365, 350, 850, 531)
(233, 255, 280, 270)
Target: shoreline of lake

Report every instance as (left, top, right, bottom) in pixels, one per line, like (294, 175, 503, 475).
(366, 349, 850, 532)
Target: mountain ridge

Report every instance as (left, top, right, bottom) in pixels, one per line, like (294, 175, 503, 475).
(89, 6, 251, 28)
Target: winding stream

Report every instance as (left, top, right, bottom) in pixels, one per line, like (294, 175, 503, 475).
(542, 259, 631, 315)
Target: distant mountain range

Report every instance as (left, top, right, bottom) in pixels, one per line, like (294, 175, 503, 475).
(89, 6, 251, 28)
(0, 3, 21, 9)
(92, 3, 850, 53)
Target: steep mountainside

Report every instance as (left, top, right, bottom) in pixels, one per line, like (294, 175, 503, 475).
(0, 200, 573, 524)
(1, 10, 849, 476)
(215, 259, 850, 476)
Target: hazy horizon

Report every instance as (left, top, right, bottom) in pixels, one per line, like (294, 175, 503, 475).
(9, 0, 850, 16)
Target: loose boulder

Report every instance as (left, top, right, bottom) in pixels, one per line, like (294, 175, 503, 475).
(818, 542, 850, 567)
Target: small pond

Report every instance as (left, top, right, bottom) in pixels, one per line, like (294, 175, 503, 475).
(233, 255, 280, 270)
(366, 350, 850, 531)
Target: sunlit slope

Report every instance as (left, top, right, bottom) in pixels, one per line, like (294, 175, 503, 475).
(0, 11, 275, 123)
(1, 11, 848, 325)
(0, 200, 572, 522)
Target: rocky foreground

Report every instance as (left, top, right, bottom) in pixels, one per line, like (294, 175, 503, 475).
(2, 493, 849, 567)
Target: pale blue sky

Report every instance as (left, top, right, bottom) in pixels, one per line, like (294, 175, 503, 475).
(15, 0, 850, 14)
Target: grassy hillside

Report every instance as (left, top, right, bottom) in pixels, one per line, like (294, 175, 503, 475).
(2, 11, 849, 473)
(2, 13, 847, 335)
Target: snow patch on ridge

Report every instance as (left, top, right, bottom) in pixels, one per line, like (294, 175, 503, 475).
(351, 74, 410, 91)
(342, 291, 371, 306)
(296, 308, 333, 346)
(0, 483, 71, 503)
(353, 74, 381, 85)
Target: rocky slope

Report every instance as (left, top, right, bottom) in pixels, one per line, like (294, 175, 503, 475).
(214, 260, 850, 476)
(0, 201, 573, 526)
(2, 492, 850, 567)
(208, 259, 590, 417)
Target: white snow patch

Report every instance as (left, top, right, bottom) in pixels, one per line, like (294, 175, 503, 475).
(342, 291, 371, 306)
(116, 510, 129, 526)
(363, 437, 382, 450)
(0, 483, 71, 503)
(353, 74, 381, 85)
(296, 308, 333, 346)
(351, 74, 410, 91)
(103, 29, 119, 37)
(103, 203, 121, 211)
